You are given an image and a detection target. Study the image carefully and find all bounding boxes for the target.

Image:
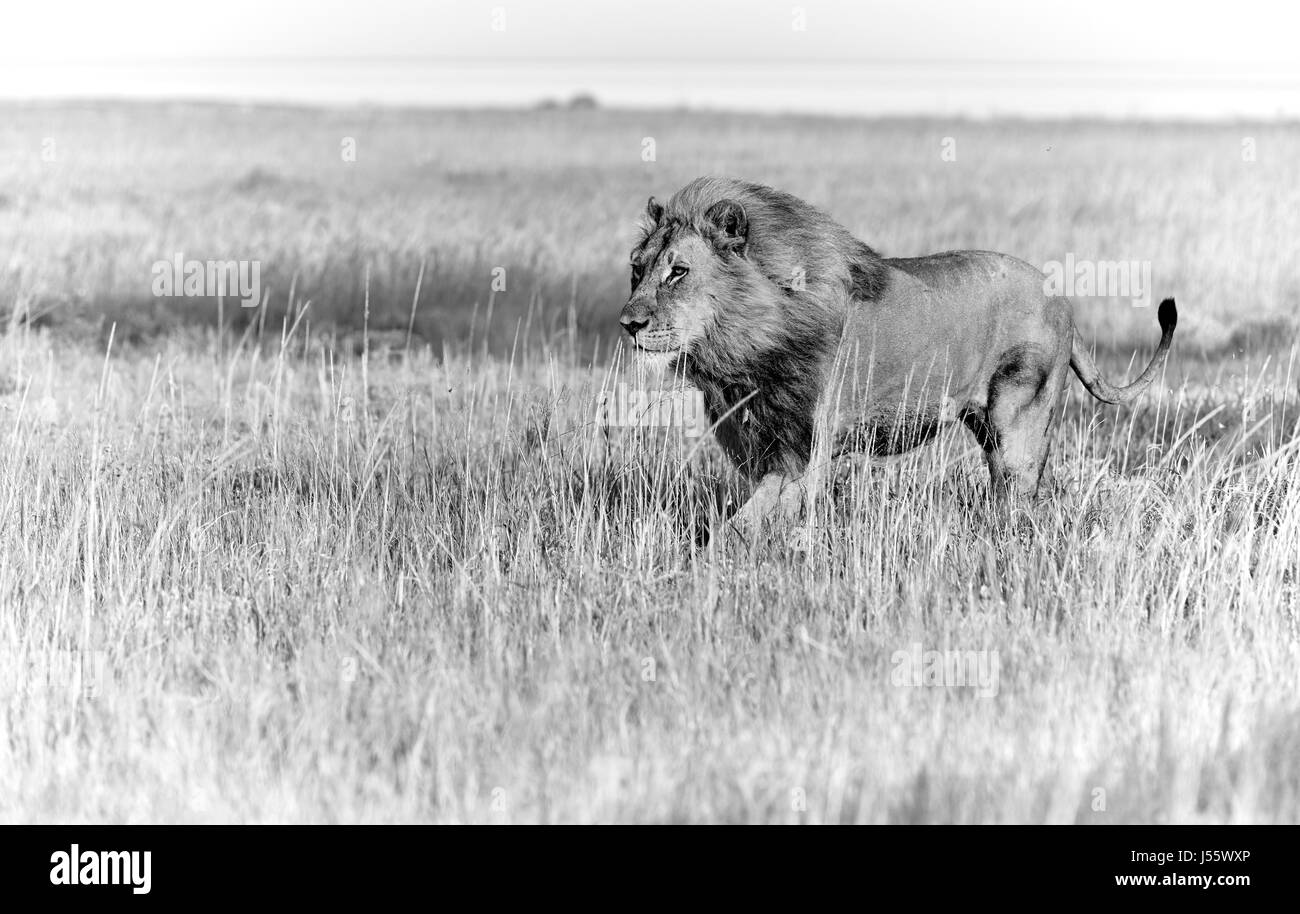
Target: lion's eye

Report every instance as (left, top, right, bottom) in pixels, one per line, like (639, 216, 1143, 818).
(630, 264, 644, 285)
(668, 264, 689, 282)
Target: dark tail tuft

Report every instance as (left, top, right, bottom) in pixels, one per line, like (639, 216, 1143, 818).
(1070, 295, 1178, 405)
(1157, 297, 1177, 334)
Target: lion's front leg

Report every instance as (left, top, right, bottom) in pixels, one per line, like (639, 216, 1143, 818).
(718, 471, 808, 549)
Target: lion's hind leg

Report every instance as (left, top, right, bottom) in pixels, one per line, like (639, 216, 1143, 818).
(969, 343, 1068, 507)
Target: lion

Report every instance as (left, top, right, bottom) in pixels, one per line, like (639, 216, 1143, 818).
(620, 176, 1177, 540)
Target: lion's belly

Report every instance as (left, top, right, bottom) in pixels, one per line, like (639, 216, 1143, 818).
(831, 402, 958, 458)
(832, 252, 1055, 405)
(830, 302, 990, 437)
(827, 252, 1057, 455)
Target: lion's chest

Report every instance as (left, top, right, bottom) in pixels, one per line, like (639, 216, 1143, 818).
(701, 384, 814, 478)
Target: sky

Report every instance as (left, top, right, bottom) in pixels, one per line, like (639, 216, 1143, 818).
(1, 1, 1297, 117)
(3, 0, 1297, 66)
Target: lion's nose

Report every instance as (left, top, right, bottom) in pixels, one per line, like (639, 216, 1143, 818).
(620, 315, 649, 338)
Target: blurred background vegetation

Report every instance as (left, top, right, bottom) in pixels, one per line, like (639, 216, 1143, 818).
(2, 102, 1296, 358)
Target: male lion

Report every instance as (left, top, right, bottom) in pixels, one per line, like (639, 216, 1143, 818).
(619, 176, 1176, 538)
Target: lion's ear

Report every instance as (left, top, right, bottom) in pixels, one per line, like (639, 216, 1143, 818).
(646, 196, 665, 224)
(705, 199, 748, 252)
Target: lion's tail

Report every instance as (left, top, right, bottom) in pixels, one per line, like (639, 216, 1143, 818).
(1069, 298, 1177, 405)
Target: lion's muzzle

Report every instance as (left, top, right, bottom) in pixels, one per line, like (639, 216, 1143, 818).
(620, 313, 649, 339)
(619, 297, 652, 337)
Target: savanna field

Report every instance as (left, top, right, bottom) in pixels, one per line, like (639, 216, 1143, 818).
(1, 101, 1299, 822)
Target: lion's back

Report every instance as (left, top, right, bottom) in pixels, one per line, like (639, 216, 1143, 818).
(885, 250, 1045, 291)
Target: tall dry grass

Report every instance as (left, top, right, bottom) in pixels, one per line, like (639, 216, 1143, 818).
(0, 303, 1297, 821)
(0, 103, 1297, 822)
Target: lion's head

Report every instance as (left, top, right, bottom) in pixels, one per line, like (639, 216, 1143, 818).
(619, 177, 881, 369)
(617, 176, 888, 478)
(619, 194, 754, 357)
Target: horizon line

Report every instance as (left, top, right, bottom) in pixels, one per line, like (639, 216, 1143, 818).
(6, 55, 1300, 71)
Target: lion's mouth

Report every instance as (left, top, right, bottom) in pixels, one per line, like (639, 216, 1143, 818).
(633, 329, 682, 353)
